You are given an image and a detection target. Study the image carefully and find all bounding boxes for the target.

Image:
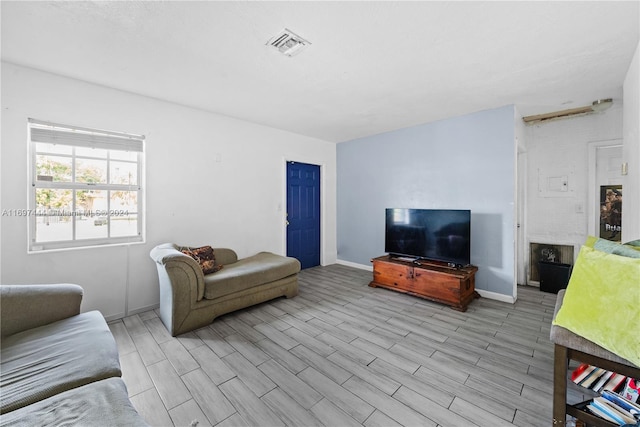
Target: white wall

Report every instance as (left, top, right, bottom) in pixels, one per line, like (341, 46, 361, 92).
(524, 99, 624, 267)
(623, 42, 640, 242)
(1, 62, 337, 320)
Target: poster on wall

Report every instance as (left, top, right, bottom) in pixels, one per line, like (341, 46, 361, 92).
(599, 185, 622, 242)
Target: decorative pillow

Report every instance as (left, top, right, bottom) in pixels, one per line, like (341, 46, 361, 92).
(624, 239, 640, 250)
(181, 246, 223, 274)
(585, 235, 640, 259)
(553, 245, 640, 366)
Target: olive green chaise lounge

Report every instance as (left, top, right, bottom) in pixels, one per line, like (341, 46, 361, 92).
(150, 243, 301, 336)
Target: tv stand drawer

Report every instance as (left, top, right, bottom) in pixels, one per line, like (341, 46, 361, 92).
(414, 269, 459, 301)
(372, 261, 412, 288)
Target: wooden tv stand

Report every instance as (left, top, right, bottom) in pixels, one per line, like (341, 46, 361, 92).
(369, 255, 479, 311)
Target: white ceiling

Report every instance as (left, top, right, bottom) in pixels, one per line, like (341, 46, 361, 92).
(2, 1, 639, 143)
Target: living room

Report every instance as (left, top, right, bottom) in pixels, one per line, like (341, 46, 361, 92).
(1, 2, 639, 426)
(2, 0, 638, 322)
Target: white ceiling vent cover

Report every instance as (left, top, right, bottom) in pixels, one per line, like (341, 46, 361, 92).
(267, 29, 311, 57)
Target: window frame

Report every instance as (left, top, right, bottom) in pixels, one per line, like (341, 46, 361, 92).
(27, 119, 145, 252)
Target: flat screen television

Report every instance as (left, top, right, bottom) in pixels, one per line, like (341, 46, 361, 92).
(385, 208, 471, 267)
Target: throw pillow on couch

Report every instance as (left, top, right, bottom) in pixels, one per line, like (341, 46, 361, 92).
(180, 245, 223, 274)
(553, 239, 640, 367)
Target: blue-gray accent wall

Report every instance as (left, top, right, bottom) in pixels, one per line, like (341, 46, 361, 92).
(337, 105, 516, 298)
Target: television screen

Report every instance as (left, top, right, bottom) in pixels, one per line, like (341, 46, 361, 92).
(385, 208, 471, 266)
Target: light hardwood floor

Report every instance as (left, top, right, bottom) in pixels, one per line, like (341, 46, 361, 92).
(109, 264, 582, 427)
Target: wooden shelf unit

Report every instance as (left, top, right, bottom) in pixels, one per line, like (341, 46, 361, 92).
(554, 345, 640, 426)
(369, 255, 479, 311)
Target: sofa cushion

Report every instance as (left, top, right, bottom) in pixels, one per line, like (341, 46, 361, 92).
(550, 290, 635, 366)
(0, 311, 121, 414)
(552, 245, 640, 367)
(0, 377, 148, 426)
(625, 239, 640, 248)
(585, 235, 640, 259)
(203, 252, 300, 300)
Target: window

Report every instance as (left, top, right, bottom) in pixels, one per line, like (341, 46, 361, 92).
(28, 119, 144, 252)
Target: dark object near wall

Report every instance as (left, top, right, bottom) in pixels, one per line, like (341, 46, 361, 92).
(529, 243, 574, 282)
(539, 261, 572, 294)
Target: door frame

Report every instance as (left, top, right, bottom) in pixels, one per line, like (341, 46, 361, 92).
(587, 139, 623, 237)
(282, 156, 325, 266)
(516, 145, 528, 287)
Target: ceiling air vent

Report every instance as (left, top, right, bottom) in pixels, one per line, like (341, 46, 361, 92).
(267, 28, 310, 57)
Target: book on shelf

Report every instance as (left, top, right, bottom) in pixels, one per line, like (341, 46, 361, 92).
(587, 402, 620, 425)
(604, 373, 628, 393)
(585, 391, 640, 426)
(583, 367, 607, 389)
(592, 396, 637, 425)
(601, 390, 640, 416)
(593, 371, 615, 393)
(572, 364, 598, 385)
(572, 363, 590, 382)
(571, 364, 629, 393)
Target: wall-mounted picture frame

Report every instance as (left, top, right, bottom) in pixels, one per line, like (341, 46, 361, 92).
(599, 185, 622, 241)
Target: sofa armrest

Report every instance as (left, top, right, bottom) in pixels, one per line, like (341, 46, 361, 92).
(149, 244, 238, 300)
(0, 284, 83, 337)
(150, 243, 205, 298)
(212, 248, 238, 265)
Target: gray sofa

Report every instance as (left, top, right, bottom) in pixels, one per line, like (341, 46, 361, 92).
(0, 284, 148, 426)
(150, 243, 301, 336)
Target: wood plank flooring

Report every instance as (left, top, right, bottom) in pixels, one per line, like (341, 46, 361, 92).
(108, 264, 583, 427)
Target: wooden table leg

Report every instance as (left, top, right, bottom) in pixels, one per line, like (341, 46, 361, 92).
(553, 344, 569, 426)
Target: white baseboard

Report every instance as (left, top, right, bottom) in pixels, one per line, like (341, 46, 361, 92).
(476, 289, 516, 304)
(103, 303, 160, 322)
(128, 303, 160, 317)
(335, 259, 373, 271)
(104, 312, 126, 322)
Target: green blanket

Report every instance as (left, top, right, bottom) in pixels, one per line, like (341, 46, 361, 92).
(553, 244, 640, 367)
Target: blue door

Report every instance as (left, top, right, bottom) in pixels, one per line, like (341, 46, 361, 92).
(287, 161, 320, 269)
